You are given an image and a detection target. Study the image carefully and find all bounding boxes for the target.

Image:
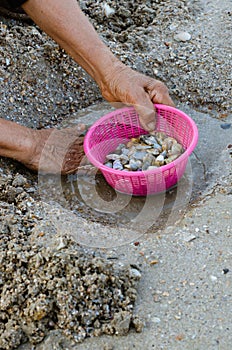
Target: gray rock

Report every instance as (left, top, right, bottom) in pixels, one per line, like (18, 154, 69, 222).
(12, 174, 28, 187)
(111, 311, 132, 335)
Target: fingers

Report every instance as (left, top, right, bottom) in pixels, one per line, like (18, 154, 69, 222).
(134, 79, 174, 131)
(151, 89, 175, 107)
(101, 64, 174, 132)
(136, 106, 156, 132)
(62, 135, 85, 175)
(148, 81, 175, 107)
(133, 94, 157, 132)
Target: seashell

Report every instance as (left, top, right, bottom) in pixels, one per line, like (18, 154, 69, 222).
(139, 135, 149, 143)
(155, 132, 167, 143)
(142, 161, 151, 171)
(133, 151, 147, 160)
(139, 134, 159, 146)
(105, 153, 120, 161)
(141, 153, 154, 170)
(162, 137, 176, 151)
(160, 150, 167, 158)
(119, 154, 129, 164)
(143, 153, 154, 163)
(165, 154, 180, 164)
(124, 159, 142, 171)
(147, 148, 160, 156)
(127, 145, 137, 157)
(147, 165, 159, 170)
(127, 138, 139, 148)
(153, 143, 162, 152)
(105, 161, 113, 168)
(131, 138, 139, 143)
(156, 154, 165, 162)
(115, 143, 126, 154)
(154, 154, 165, 166)
(113, 159, 123, 170)
(127, 139, 138, 148)
(121, 147, 130, 156)
(104, 132, 184, 171)
(169, 143, 183, 156)
(135, 145, 152, 150)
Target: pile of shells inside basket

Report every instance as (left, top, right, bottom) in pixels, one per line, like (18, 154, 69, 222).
(104, 132, 184, 171)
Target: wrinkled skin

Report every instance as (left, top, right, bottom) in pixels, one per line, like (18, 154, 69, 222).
(100, 64, 174, 131)
(24, 125, 86, 175)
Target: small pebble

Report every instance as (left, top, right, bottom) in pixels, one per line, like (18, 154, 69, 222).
(152, 317, 161, 323)
(220, 123, 231, 130)
(183, 234, 197, 242)
(132, 316, 144, 333)
(12, 174, 28, 187)
(104, 344, 114, 350)
(174, 31, 191, 42)
(149, 260, 159, 265)
(210, 275, 218, 282)
(102, 3, 115, 17)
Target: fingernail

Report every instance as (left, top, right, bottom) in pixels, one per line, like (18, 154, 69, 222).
(147, 122, 156, 131)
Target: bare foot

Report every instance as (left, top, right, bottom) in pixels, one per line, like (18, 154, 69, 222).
(23, 124, 87, 175)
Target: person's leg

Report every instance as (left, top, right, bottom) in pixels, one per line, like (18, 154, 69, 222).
(0, 118, 86, 174)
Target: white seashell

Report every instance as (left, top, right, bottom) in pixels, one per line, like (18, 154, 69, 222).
(113, 159, 123, 170)
(156, 154, 164, 162)
(174, 31, 191, 42)
(102, 3, 115, 17)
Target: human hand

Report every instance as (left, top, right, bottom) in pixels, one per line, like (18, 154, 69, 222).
(24, 125, 86, 175)
(99, 64, 175, 131)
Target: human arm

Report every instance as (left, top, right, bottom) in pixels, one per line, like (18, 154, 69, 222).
(22, 0, 174, 131)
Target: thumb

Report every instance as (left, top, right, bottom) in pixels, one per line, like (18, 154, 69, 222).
(134, 95, 157, 132)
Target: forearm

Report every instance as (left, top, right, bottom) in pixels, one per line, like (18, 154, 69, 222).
(22, 0, 122, 89)
(0, 118, 34, 161)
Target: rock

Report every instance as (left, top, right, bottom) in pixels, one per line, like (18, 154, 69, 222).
(4, 186, 18, 203)
(103, 344, 114, 350)
(56, 237, 67, 250)
(174, 31, 192, 42)
(111, 311, 132, 336)
(220, 123, 231, 129)
(12, 174, 28, 187)
(132, 316, 145, 333)
(129, 267, 142, 280)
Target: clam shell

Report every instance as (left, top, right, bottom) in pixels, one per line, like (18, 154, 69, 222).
(104, 132, 184, 171)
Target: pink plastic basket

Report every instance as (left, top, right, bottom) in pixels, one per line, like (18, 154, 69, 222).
(83, 104, 198, 196)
